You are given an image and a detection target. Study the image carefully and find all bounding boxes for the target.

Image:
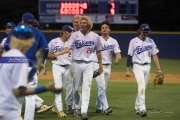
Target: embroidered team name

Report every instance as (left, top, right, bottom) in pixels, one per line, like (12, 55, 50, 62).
(75, 40, 95, 48)
(53, 46, 64, 52)
(102, 44, 114, 51)
(136, 45, 152, 54)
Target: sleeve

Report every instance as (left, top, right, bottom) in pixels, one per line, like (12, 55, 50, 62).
(12, 63, 29, 89)
(151, 39, 159, 55)
(48, 40, 53, 52)
(114, 40, 121, 53)
(38, 31, 49, 59)
(95, 35, 102, 51)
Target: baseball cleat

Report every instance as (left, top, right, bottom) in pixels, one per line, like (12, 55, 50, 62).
(65, 105, 74, 114)
(57, 111, 67, 118)
(81, 113, 88, 120)
(139, 110, 147, 117)
(51, 106, 56, 113)
(135, 110, 140, 115)
(96, 109, 103, 113)
(104, 107, 113, 115)
(36, 104, 53, 113)
(73, 109, 81, 117)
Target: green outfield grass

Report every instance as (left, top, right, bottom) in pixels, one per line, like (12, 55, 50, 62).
(34, 81, 180, 120)
(45, 57, 180, 73)
(32, 58, 179, 120)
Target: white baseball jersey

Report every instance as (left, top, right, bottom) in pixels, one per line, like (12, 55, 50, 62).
(48, 37, 71, 65)
(100, 36, 121, 64)
(0, 49, 28, 112)
(128, 36, 159, 64)
(65, 31, 102, 61)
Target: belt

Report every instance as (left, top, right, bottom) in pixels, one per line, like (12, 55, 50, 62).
(102, 64, 110, 66)
(60, 64, 69, 67)
(97, 62, 110, 66)
(134, 62, 149, 65)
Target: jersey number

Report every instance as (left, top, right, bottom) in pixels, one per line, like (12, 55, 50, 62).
(86, 47, 93, 54)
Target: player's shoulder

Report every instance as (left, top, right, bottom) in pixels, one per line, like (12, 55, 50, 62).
(3, 49, 24, 57)
(109, 36, 118, 42)
(89, 31, 99, 36)
(146, 37, 154, 43)
(48, 37, 59, 44)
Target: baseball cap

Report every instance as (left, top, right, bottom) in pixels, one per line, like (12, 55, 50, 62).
(5, 22, 16, 28)
(22, 12, 34, 22)
(11, 24, 34, 40)
(62, 25, 73, 32)
(139, 23, 150, 32)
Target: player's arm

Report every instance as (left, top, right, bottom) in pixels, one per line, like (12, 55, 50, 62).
(96, 50, 103, 74)
(54, 47, 70, 56)
(126, 55, 133, 76)
(13, 83, 62, 97)
(152, 54, 162, 72)
(114, 52, 121, 65)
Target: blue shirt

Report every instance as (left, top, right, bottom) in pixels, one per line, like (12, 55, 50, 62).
(4, 26, 49, 67)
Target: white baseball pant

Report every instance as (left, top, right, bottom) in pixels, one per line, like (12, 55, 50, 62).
(133, 64, 151, 111)
(52, 64, 69, 112)
(73, 60, 94, 114)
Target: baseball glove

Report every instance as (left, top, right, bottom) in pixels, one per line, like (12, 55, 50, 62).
(93, 70, 101, 78)
(153, 72, 164, 88)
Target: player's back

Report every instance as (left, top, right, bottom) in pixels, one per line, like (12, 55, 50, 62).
(25, 27, 48, 66)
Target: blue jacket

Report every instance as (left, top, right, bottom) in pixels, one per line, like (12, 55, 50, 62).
(4, 26, 49, 67)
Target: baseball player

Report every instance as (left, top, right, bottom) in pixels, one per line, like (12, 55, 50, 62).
(126, 23, 162, 117)
(64, 14, 82, 114)
(0, 22, 16, 56)
(3, 12, 52, 120)
(94, 21, 121, 115)
(0, 24, 62, 120)
(47, 25, 73, 117)
(54, 15, 103, 120)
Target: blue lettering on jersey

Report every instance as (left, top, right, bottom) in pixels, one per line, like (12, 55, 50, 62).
(136, 45, 152, 54)
(53, 46, 63, 52)
(74, 40, 95, 49)
(102, 44, 114, 51)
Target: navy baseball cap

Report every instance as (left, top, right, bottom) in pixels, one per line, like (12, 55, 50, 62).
(11, 25, 34, 40)
(22, 12, 34, 22)
(139, 23, 150, 32)
(5, 22, 16, 28)
(62, 25, 73, 32)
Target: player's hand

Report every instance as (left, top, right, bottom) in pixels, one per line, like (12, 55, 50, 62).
(114, 59, 119, 65)
(98, 64, 103, 74)
(125, 67, 131, 77)
(48, 52, 56, 60)
(45, 83, 63, 93)
(39, 64, 47, 75)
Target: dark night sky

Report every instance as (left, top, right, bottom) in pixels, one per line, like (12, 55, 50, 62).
(0, 0, 180, 31)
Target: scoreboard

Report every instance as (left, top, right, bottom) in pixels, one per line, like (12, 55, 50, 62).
(39, 0, 138, 24)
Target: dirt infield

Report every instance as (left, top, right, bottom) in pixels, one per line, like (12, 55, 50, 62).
(38, 71, 180, 83)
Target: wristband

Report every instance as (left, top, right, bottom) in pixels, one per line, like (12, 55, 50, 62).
(34, 86, 47, 94)
(157, 69, 161, 70)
